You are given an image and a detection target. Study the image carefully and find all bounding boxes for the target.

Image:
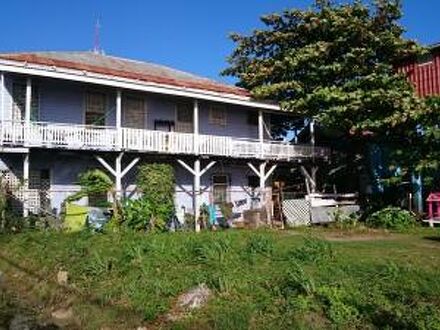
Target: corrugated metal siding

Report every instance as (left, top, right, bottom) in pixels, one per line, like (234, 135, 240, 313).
(399, 53, 440, 97)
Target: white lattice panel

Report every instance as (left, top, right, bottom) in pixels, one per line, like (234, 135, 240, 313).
(282, 199, 311, 227)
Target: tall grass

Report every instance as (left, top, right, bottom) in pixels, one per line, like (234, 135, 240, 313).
(1, 229, 440, 329)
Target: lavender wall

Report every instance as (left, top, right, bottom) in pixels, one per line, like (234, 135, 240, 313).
(0, 150, 268, 218)
(2, 74, 266, 140)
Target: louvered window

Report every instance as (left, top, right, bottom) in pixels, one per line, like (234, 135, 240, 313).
(12, 82, 39, 122)
(209, 105, 227, 126)
(175, 103, 193, 133)
(85, 92, 106, 126)
(123, 96, 145, 129)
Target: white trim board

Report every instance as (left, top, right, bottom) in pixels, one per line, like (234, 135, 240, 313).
(0, 59, 281, 111)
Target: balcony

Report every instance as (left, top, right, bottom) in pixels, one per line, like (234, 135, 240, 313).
(0, 121, 329, 161)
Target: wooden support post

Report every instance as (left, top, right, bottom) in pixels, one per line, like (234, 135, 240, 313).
(178, 158, 216, 233)
(194, 159, 201, 232)
(248, 162, 277, 224)
(115, 152, 123, 199)
(95, 153, 139, 201)
(23, 153, 29, 217)
(310, 119, 315, 146)
(116, 89, 122, 148)
(301, 166, 317, 194)
(259, 162, 267, 191)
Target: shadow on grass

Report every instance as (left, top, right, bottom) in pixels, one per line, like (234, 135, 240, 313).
(0, 252, 143, 327)
(423, 236, 440, 243)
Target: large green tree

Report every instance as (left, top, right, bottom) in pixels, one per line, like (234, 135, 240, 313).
(223, 0, 423, 137)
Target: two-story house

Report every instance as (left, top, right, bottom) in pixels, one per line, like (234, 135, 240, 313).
(0, 51, 328, 229)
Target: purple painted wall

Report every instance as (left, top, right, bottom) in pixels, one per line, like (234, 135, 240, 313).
(2, 74, 265, 140)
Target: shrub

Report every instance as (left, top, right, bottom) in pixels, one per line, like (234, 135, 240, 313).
(122, 198, 154, 231)
(290, 236, 334, 263)
(132, 163, 175, 230)
(67, 169, 113, 207)
(366, 207, 417, 231)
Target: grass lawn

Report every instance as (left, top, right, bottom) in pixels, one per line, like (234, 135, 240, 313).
(1, 227, 440, 329)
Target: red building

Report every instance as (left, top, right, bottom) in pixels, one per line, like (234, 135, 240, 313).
(398, 44, 440, 97)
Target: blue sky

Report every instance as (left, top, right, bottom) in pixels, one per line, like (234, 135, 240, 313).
(0, 1, 438, 83)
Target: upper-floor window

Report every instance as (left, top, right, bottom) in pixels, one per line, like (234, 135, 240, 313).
(12, 82, 39, 122)
(123, 96, 145, 129)
(176, 103, 193, 133)
(85, 92, 106, 126)
(209, 105, 227, 126)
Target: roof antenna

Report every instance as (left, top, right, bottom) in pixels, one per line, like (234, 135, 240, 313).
(93, 17, 102, 54)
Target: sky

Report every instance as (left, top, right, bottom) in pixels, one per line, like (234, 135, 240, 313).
(0, 1, 438, 84)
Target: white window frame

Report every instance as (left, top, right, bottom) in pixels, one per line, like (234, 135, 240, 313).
(11, 80, 40, 122)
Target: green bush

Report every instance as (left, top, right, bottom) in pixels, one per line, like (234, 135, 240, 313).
(122, 163, 175, 231)
(366, 207, 417, 231)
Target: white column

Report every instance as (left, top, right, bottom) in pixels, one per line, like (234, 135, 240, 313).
(23, 153, 30, 217)
(258, 109, 264, 158)
(193, 99, 199, 154)
(310, 119, 315, 146)
(194, 158, 201, 232)
(259, 162, 266, 191)
(115, 152, 123, 199)
(0, 72, 4, 123)
(25, 78, 32, 123)
(116, 89, 122, 148)
(1, 72, 4, 144)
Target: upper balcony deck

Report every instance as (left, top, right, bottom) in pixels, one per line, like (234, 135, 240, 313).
(0, 121, 329, 161)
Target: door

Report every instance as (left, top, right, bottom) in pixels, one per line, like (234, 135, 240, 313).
(123, 96, 145, 129)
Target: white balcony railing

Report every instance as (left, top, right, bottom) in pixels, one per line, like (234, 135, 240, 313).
(0, 121, 329, 160)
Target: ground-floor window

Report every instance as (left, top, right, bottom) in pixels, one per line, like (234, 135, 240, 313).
(212, 174, 229, 204)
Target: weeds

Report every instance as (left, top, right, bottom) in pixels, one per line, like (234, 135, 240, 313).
(1, 229, 440, 329)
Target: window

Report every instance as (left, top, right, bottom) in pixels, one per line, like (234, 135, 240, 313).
(12, 82, 39, 121)
(212, 174, 229, 204)
(209, 105, 227, 126)
(247, 111, 258, 126)
(85, 92, 106, 126)
(123, 96, 145, 129)
(176, 103, 193, 133)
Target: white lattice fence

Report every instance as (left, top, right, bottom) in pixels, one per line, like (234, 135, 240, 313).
(282, 199, 311, 227)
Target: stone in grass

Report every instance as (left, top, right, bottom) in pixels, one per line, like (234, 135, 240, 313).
(177, 283, 211, 310)
(56, 271, 68, 286)
(166, 283, 212, 322)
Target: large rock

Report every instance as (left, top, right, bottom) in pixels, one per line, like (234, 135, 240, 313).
(177, 283, 211, 310)
(166, 283, 212, 322)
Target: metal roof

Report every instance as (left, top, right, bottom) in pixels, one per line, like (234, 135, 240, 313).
(0, 51, 250, 97)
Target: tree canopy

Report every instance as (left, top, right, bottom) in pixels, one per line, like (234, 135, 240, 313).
(223, 0, 424, 137)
